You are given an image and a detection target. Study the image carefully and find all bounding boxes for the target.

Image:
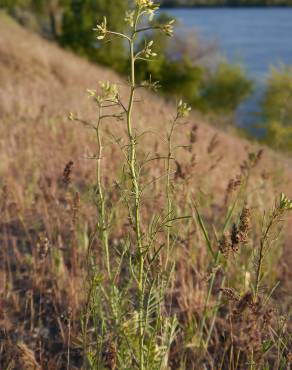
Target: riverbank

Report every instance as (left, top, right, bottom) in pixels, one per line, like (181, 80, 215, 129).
(163, 6, 292, 134)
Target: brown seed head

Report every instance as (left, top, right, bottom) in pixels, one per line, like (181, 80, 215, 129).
(63, 161, 74, 186)
(102, 340, 117, 370)
(235, 291, 253, 315)
(225, 175, 242, 205)
(37, 233, 50, 261)
(239, 205, 251, 232)
(218, 233, 231, 258)
(227, 176, 242, 193)
(220, 287, 240, 302)
(238, 204, 251, 243)
(16, 342, 41, 370)
(231, 223, 240, 252)
(174, 160, 185, 180)
(207, 133, 219, 154)
(190, 124, 198, 145)
(263, 308, 273, 327)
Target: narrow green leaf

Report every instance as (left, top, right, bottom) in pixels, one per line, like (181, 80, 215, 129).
(193, 203, 215, 260)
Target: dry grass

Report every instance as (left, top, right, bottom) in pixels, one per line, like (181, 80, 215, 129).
(0, 12, 291, 369)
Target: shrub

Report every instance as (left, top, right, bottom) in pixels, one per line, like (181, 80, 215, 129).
(2, 1, 254, 117)
(198, 61, 254, 114)
(261, 65, 292, 150)
(135, 31, 253, 116)
(60, 0, 128, 71)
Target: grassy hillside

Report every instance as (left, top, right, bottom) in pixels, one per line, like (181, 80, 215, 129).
(0, 12, 291, 369)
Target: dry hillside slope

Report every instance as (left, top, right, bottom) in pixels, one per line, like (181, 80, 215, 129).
(1, 9, 292, 300)
(0, 12, 291, 185)
(0, 12, 291, 368)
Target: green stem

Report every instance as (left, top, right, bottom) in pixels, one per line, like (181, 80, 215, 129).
(165, 116, 177, 269)
(127, 37, 144, 370)
(199, 252, 220, 347)
(254, 210, 277, 299)
(96, 107, 111, 279)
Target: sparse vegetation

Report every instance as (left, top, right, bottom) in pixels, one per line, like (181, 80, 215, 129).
(0, 2, 292, 370)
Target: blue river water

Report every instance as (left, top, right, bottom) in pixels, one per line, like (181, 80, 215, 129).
(162, 8, 292, 129)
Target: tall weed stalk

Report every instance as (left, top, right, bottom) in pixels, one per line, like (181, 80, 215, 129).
(69, 1, 292, 369)
(71, 2, 182, 369)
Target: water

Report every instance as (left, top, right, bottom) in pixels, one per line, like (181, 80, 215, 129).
(163, 8, 292, 129)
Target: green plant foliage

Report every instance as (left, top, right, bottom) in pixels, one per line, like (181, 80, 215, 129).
(262, 66, 292, 125)
(134, 13, 205, 102)
(261, 66, 292, 150)
(60, 0, 128, 71)
(2, 1, 254, 116)
(198, 62, 254, 113)
(0, 0, 29, 10)
(0, 0, 63, 12)
(69, 4, 291, 367)
(134, 18, 252, 115)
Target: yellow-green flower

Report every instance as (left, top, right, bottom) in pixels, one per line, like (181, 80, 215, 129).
(125, 10, 135, 27)
(162, 19, 175, 37)
(93, 17, 107, 40)
(177, 100, 191, 118)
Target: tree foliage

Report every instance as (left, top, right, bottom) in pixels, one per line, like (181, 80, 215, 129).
(60, 0, 128, 70)
(134, 14, 252, 114)
(1, 0, 253, 115)
(261, 66, 292, 150)
(198, 62, 254, 113)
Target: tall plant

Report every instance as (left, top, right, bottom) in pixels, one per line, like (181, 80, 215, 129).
(69, 2, 292, 369)
(70, 1, 187, 369)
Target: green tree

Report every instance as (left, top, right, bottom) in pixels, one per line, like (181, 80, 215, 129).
(198, 62, 253, 113)
(1, 0, 253, 117)
(135, 13, 206, 104)
(0, 0, 30, 10)
(261, 66, 292, 150)
(0, 0, 69, 37)
(60, 0, 128, 71)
